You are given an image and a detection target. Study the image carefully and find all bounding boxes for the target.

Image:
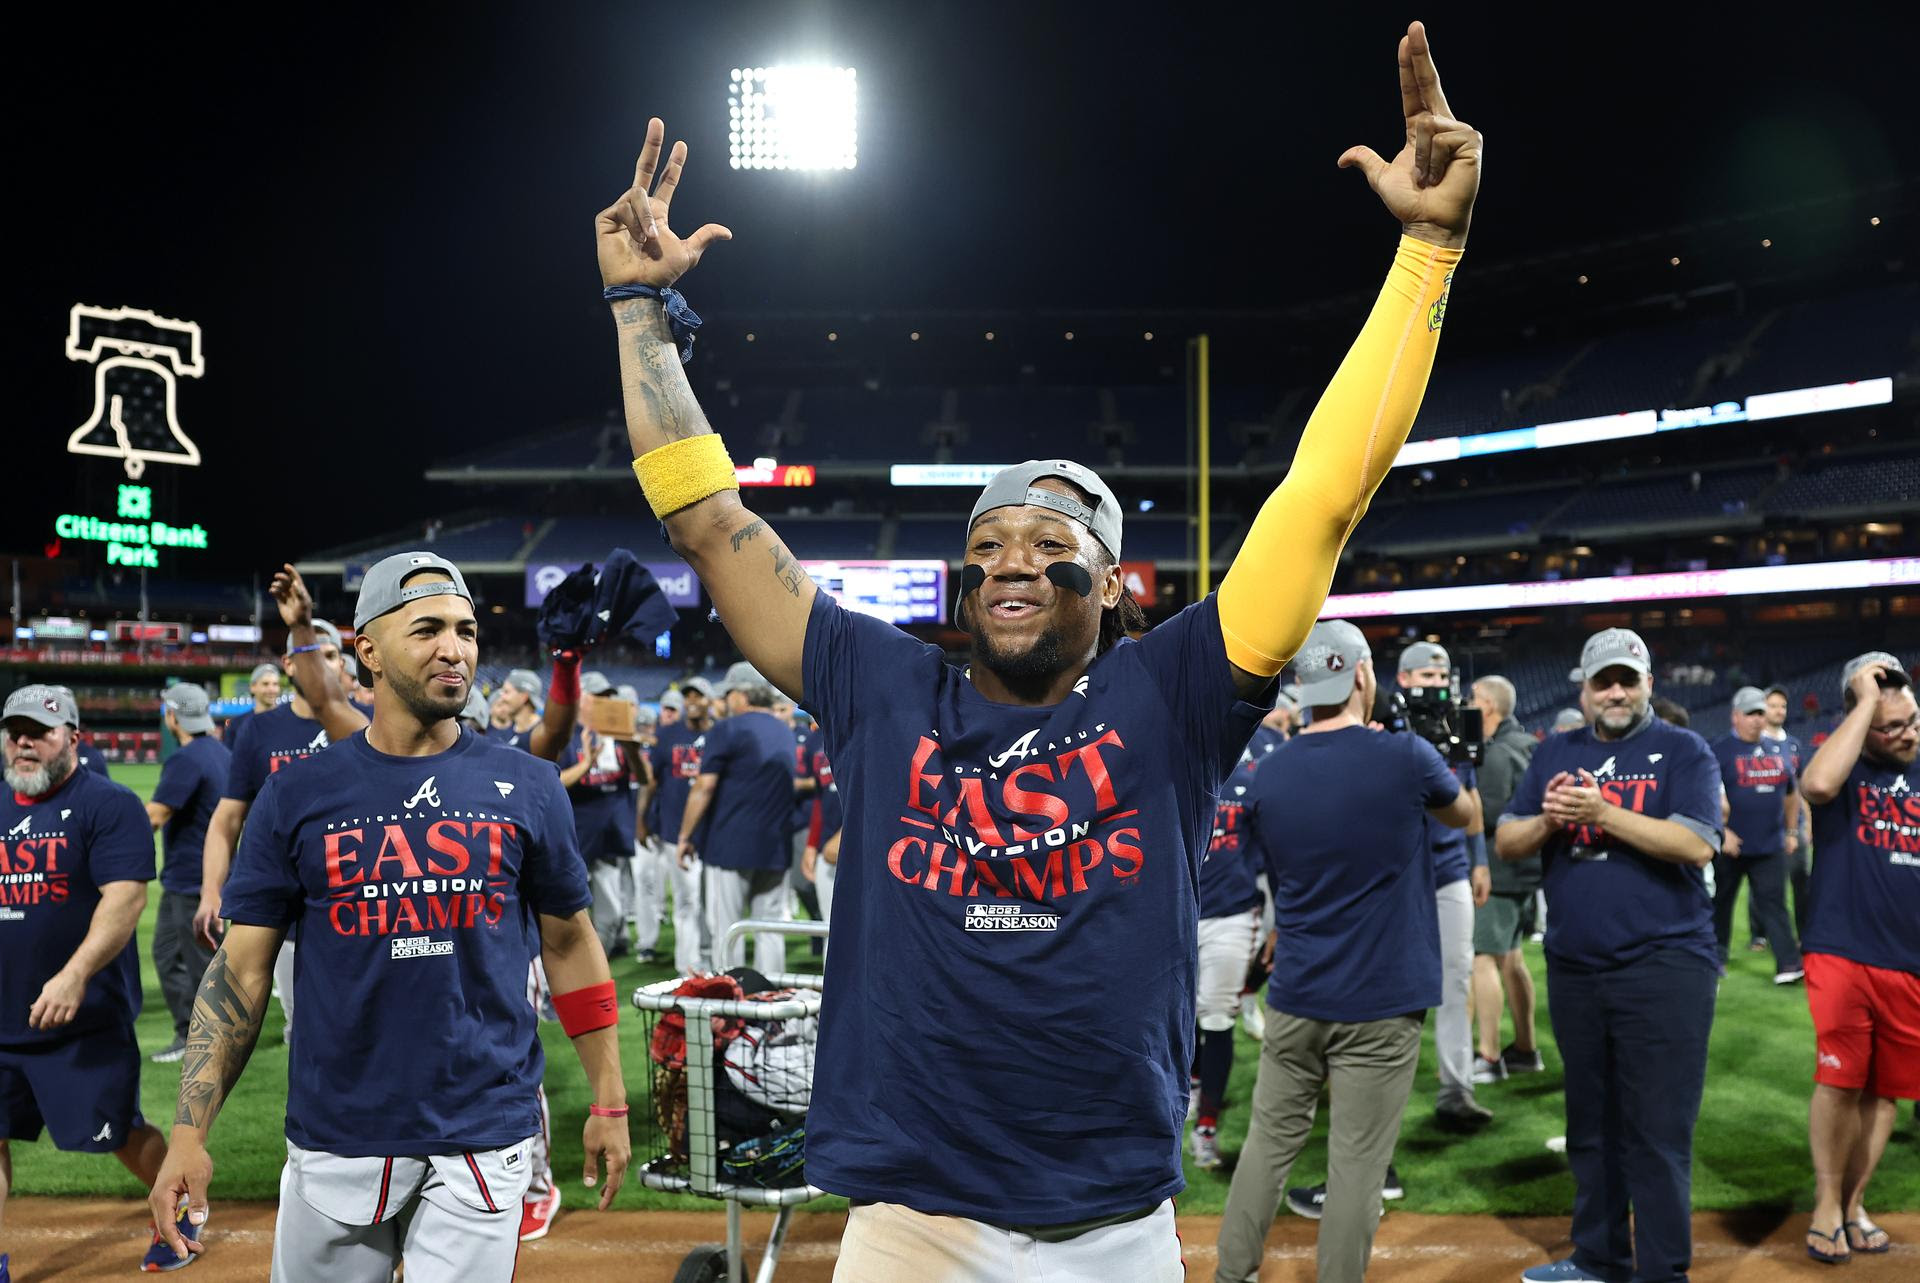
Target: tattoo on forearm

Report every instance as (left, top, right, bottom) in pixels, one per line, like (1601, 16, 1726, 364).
(174, 946, 271, 1131)
(729, 520, 767, 553)
(616, 305, 710, 444)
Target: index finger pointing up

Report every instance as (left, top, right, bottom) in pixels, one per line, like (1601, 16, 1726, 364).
(633, 117, 666, 194)
(1405, 21, 1453, 119)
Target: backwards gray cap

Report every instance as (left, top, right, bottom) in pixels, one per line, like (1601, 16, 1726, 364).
(1294, 620, 1372, 707)
(659, 688, 685, 711)
(460, 688, 491, 723)
(352, 551, 474, 632)
(581, 671, 614, 696)
(1731, 686, 1769, 714)
(682, 676, 716, 699)
(721, 661, 773, 700)
(1579, 628, 1652, 679)
(1399, 641, 1451, 674)
(505, 669, 543, 697)
(286, 619, 345, 656)
(163, 684, 215, 734)
(1842, 651, 1910, 697)
(249, 662, 281, 685)
(4, 684, 79, 730)
(968, 459, 1124, 560)
(1553, 707, 1588, 732)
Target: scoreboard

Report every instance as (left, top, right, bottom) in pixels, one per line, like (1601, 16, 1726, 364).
(801, 560, 948, 624)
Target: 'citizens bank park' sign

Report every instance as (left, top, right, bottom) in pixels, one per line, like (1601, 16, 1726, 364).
(54, 484, 210, 568)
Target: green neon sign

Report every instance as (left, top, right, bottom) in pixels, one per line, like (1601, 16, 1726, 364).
(55, 487, 209, 568)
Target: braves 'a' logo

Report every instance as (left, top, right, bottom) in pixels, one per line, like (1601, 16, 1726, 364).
(987, 729, 1042, 769)
(404, 776, 442, 809)
(1594, 755, 1617, 778)
(6, 817, 28, 837)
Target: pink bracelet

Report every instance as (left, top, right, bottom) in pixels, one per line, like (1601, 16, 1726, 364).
(589, 1104, 630, 1118)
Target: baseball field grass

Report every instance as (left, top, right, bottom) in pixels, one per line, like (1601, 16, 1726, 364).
(11, 763, 1916, 1218)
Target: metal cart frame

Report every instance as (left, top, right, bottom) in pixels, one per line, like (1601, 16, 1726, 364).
(631, 919, 827, 1283)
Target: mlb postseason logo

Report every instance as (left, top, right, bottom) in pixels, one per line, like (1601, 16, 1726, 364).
(390, 936, 456, 960)
(964, 903, 1062, 932)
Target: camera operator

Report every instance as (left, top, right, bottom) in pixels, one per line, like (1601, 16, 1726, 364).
(1496, 629, 1722, 1283)
(1468, 675, 1542, 1081)
(1393, 642, 1492, 1128)
(1217, 621, 1472, 1283)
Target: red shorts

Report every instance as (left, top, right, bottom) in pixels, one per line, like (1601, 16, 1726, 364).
(1804, 952, 1920, 1100)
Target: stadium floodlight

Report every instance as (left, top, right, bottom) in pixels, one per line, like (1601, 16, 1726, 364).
(728, 65, 858, 171)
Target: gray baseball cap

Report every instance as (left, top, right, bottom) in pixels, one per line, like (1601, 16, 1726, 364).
(249, 662, 281, 685)
(1567, 666, 1585, 684)
(1272, 689, 1299, 714)
(616, 684, 641, 704)
(1731, 686, 1769, 715)
(1398, 641, 1451, 674)
(505, 669, 543, 697)
(682, 676, 715, 699)
(162, 684, 215, 734)
(1579, 628, 1653, 679)
(286, 619, 345, 656)
(581, 671, 614, 696)
(4, 684, 78, 730)
(968, 460, 1124, 561)
(720, 661, 773, 700)
(659, 688, 685, 711)
(1553, 707, 1587, 732)
(352, 551, 474, 632)
(1293, 620, 1371, 707)
(48, 685, 82, 728)
(1841, 650, 1909, 694)
(460, 688, 490, 723)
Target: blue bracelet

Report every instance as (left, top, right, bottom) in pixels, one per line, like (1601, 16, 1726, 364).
(603, 283, 702, 364)
(287, 642, 326, 655)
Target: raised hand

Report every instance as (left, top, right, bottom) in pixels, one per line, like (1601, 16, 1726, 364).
(597, 117, 733, 288)
(1339, 21, 1483, 249)
(268, 563, 314, 629)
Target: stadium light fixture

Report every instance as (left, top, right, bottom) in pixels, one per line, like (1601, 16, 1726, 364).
(909, 330, 921, 341)
(1761, 238, 1772, 248)
(1669, 256, 1681, 266)
(728, 65, 858, 170)
(1577, 274, 1589, 284)
(1870, 216, 1881, 226)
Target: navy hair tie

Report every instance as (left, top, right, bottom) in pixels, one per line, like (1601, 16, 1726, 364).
(603, 283, 703, 364)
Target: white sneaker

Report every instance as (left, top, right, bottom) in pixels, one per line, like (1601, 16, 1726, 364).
(1774, 969, 1805, 985)
(1240, 996, 1266, 1041)
(1189, 1126, 1222, 1170)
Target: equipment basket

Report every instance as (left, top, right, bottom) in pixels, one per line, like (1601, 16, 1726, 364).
(632, 918, 828, 1283)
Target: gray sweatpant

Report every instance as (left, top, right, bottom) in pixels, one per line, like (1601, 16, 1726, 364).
(271, 1138, 533, 1283)
(1215, 1009, 1422, 1283)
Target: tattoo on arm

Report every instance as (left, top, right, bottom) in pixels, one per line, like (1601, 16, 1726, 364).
(769, 543, 807, 597)
(617, 304, 710, 444)
(174, 946, 272, 1131)
(729, 520, 767, 553)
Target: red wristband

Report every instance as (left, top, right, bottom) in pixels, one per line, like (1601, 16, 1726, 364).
(553, 979, 617, 1037)
(549, 654, 581, 706)
(588, 1104, 630, 1118)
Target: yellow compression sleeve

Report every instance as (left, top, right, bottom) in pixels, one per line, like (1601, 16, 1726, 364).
(1216, 234, 1463, 676)
(632, 434, 740, 519)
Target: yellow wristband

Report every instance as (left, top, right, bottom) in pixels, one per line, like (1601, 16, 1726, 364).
(631, 435, 739, 519)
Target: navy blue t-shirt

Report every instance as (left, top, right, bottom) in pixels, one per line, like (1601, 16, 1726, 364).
(698, 710, 799, 872)
(221, 729, 591, 1155)
(488, 720, 534, 753)
(560, 734, 636, 863)
(788, 727, 816, 835)
(801, 591, 1267, 1223)
(152, 734, 232, 895)
(1503, 713, 1722, 971)
(77, 743, 112, 776)
(0, 769, 154, 1046)
(648, 722, 706, 845)
(1711, 733, 1796, 855)
(1250, 727, 1456, 1022)
(1200, 749, 1269, 920)
(808, 745, 843, 844)
(1429, 759, 1479, 888)
(1804, 755, 1920, 974)
(224, 703, 334, 804)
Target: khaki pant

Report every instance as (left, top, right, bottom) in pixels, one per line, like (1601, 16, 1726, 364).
(1215, 1009, 1422, 1283)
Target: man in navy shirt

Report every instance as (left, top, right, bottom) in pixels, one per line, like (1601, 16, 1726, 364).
(559, 673, 645, 957)
(644, 680, 712, 975)
(1795, 652, 1919, 1263)
(146, 551, 629, 1277)
(0, 684, 192, 1273)
(49, 686, 111, 776)
(220, 663, 282, 752)
(603, 37, 1478, 1271)
(1709, 686, 1803, 984)
(1217, 621, 1471, 1282)
(1498, 629, 1723, 1283)
(676, 662, 799, 975)
(146, 685, 232, 1064)
(1760, 683, 1811, 941)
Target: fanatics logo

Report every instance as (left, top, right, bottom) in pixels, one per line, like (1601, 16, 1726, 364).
(60, 809, 71, 821)
(1648, 754, 1663, 764)
(404, 776, 442, 809)
(494, 781, 515, 798)
(391, 936, 455, 960)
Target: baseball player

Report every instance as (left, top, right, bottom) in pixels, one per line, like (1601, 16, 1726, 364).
(221, 663, 283, 751)
(559, 674, 646, 957)
(644, 681, 713, 975)
(597, 20, 1478, 1272)
(146, 686, 232, 1065)
(0, 685, 199, 1273)
(146, 551, 630, 1280)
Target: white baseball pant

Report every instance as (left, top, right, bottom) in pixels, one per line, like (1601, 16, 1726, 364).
(1197, 909, 1263, 1032)
(704, 865, 789, 975)
(834, 1200, 1183, 1282)
(523, 960, 555, 1201)
(1435, 877, 1475, 1102)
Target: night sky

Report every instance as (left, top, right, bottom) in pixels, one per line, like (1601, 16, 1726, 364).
(13, 4, 1916, 576)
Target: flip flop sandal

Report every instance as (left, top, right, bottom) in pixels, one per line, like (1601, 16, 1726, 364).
(1845, 1219, 1891, 1254)
(1805, 1225, 1851, 1265)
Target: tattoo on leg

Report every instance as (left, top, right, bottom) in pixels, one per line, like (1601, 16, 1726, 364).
(729, 520, 767, 553)
(174, 946, 271, 1131)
